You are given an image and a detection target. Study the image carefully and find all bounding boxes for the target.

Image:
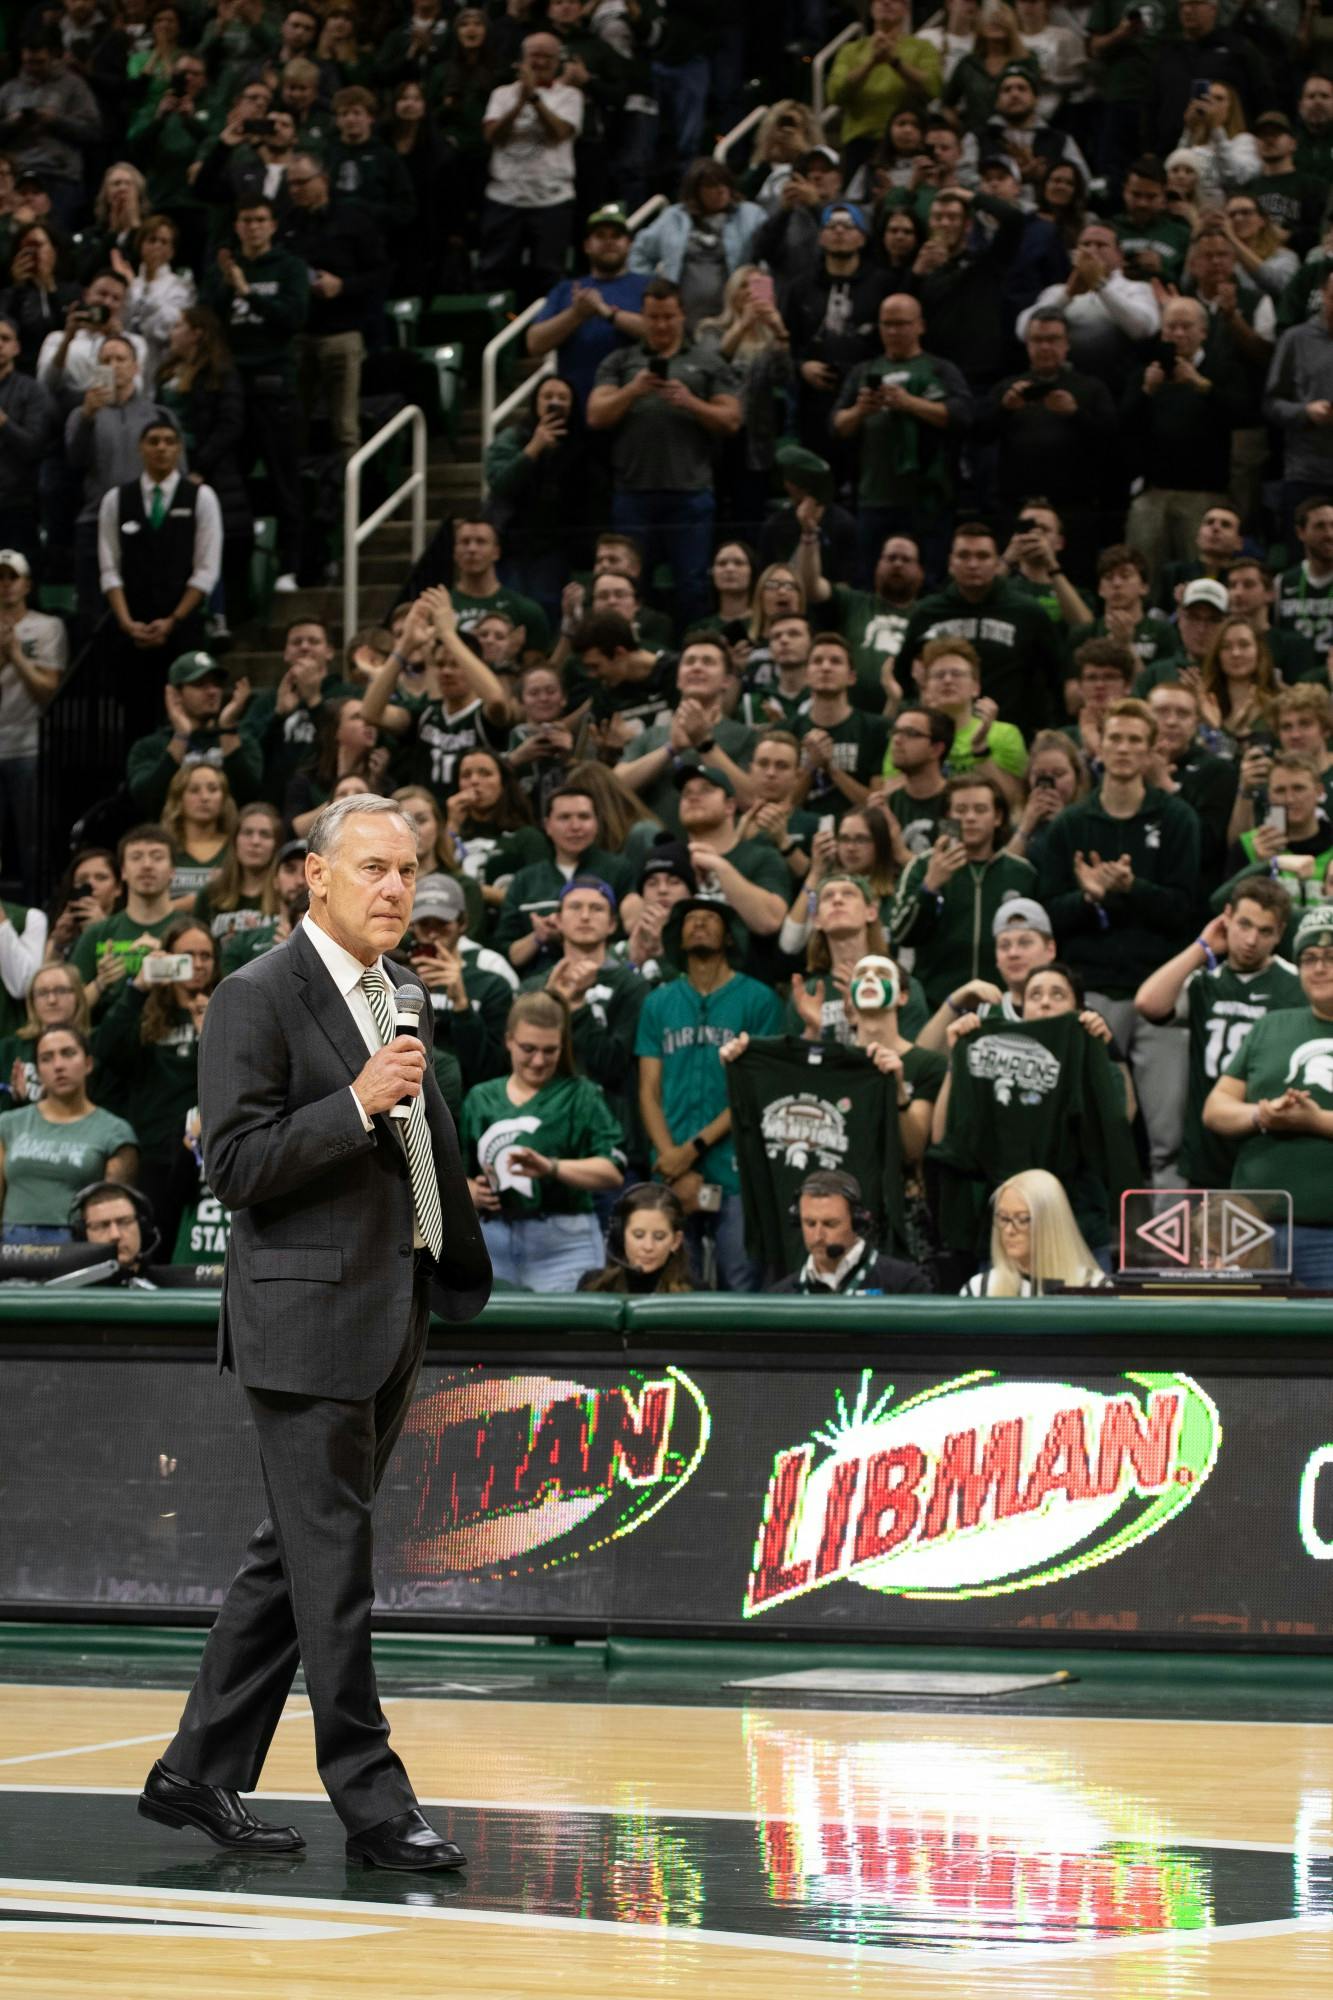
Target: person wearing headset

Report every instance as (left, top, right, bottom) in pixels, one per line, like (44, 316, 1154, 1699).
(69, 1179, 160, 1285)
(767, 1167, 933, 1295)
(577, 1182, 695, 1293)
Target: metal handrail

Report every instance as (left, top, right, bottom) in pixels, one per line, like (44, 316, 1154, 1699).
(342, 402, 427, 641)
(712, 104, 767, 167)
(811, 21, 859, 118)
(479, 193, 669, 490)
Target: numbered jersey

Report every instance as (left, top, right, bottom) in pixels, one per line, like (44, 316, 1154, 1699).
(1181, 959, 1304, 1187)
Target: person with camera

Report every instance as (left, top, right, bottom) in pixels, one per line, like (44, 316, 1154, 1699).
(890, 772, 1038, 1010)
(193, 96, 300, 229)
(199, 198, 309, 594)
(71, 823, 177, 1013)
(0, 1023, 136, 1243)
(90, 914, 215, 1242)
(36, 266, 146, 407)
(0, 28, 102, 232)
(767, 1168, 932, 1296)
(832, 293, 971, 589)
(1123, 295, 1249, 596)
(980, 309, 1116, 552)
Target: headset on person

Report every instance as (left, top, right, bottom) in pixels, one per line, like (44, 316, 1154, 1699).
(604, 1182, 686, 1267)
(787, 1169, 878, 1250)
(68, 1180, 160, 1261)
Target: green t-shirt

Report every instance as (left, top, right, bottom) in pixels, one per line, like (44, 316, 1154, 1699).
(72, 910, 177, 987)
(885, 784, 948, 858)
(1108, 211, 1191, 284)
(796, 705, 891, 818)
(1224, 1004, 1333, 1224)
(451, 585, 552, 655)
(634, 969, 785, 1191)
(194, 891, 269, 945)
(1276, 562, 1333, 655)
(170, 842, 228, 903)
(828, 583, 917, 701)
(837, 354, 960, 517)
(0, 1102, 137, 1225)
(221, 918, 282, 975)
(459, 1073, 625, 1215)
(881, 715, 1027, 787)
(1179, 956, 1305, 1188)
(1072, 614, 1179, 674)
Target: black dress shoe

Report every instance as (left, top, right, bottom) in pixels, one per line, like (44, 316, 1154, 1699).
(346, 1808, 467, 1872)
(137, 1760, 305, 1853)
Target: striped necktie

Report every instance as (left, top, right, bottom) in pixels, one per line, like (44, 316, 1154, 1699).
(359, 970, 444, 1261)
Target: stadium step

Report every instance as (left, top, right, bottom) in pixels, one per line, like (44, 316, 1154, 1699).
(225, 411, 484, 680)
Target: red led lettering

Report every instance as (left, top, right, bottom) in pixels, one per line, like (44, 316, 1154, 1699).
(852, 1446, 926, 1564)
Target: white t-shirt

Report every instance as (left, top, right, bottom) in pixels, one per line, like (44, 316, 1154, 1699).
(483, 81, 583, 208)
(0, 610, 66, 761)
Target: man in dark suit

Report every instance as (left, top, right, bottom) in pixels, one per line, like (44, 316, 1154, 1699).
(139, 776, 491, 1871)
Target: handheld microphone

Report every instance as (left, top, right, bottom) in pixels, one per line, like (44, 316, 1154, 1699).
(389, 981, 426, 1122)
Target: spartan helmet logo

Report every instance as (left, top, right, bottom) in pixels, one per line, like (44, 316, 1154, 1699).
(1284, 1038, 1333, 1094)
(849, 954, 900, 1014)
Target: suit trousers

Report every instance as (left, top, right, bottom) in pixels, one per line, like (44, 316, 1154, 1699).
(164, 1265, 431, 1834)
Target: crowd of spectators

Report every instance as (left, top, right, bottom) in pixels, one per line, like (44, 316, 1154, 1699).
(8, 0, 1333, 1293)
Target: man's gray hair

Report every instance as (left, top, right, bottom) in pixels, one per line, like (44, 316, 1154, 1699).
(307, 793, 414, 857)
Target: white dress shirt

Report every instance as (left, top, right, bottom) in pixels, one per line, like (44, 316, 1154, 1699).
(301, 912, 384, 1133)
(302, 915, 428, 1247)
(97, 469, 224, 599)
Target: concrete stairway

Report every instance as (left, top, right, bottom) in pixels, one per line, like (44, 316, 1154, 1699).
(224, 413, 483, 692)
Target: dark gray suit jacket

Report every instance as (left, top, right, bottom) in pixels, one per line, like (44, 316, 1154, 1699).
(199, 922, 491, 1397)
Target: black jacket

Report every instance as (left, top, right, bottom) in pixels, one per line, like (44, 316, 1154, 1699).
(768, 1247, 933, 1295)
(281, 198, 389, 338)
(168, 366, 251, 540)
(978, 365, 1117, 509)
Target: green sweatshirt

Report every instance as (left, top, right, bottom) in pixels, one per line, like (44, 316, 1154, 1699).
(895, 580, 1065, 742)
(199, 244, 310, 381)
(89, 982, 199, 1151)
(889, 850, 1038, 1010)
(1037, 784, 1201, 997)
(494, 850, 636, 957)
(933, 1012, 1139, 1255)
(725, 1036, 943, 1274)
(127, 726, 263, 818)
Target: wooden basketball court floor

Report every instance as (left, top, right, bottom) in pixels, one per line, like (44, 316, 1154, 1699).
(0, 1657, 1330, 1999)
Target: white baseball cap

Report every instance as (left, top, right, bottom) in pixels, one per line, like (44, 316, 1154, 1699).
(0, 549, 30, 578)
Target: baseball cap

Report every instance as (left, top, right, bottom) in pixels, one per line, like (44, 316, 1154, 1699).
(1293, 908, 1333, 957)
(1000, 60, 1035, 83)
(820, 201, 868, 233)
(1254, 110, 1293, 132)
(559, 873, 618, 911)
(979, 152, 1022, 178)
(168, 649, 227, 687)
(994, 895, 1053, 939)
(412, 873, 466, 923)
(0, 549, 30, 578)
(672, 759, 735, 798)
(796, 144, 841, 172)
(1181, 578, 1229, 614)
(586, 203, 630, 233)
(638, 837, 697, 895)
(277, 838, 308, 868)
(775, 440, 834, 506)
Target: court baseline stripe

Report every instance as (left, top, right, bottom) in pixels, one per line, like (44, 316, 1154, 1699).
(0, 1874, 1327, 1968)
(1, 1783, 1328, 1855)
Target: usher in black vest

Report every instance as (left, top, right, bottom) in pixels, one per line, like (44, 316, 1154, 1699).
(115, 477, 199, 621)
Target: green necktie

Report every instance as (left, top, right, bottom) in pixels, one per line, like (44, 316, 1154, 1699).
(149, 485, 165, 529)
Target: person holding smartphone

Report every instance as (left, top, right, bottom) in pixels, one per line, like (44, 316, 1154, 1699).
(90, 916, 216, 1247)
